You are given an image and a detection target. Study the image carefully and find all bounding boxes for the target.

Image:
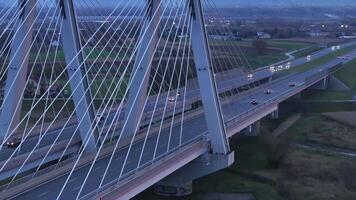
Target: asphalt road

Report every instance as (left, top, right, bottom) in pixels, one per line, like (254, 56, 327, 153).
(4, 40, 355, 163)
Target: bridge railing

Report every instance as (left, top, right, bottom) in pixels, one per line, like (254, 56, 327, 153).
(79, 134, 207, 200)
(226, 62, 342, 129)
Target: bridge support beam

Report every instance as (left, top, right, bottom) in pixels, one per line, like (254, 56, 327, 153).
(122, 0, 161, 139)
(187, 0, 230, 154)
(270, 108, 279, 119)
(243, 121, 261, 136)
(309, 76, 330, 90)
(0, 0, 37, 141)
(155, 151, 234, 196)
(59, 0, 98, 151)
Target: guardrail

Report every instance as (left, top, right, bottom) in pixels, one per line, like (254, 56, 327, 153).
(0, 60, 343, 198)
(80, 134, 208, 200)
(226, 62, 342, 130)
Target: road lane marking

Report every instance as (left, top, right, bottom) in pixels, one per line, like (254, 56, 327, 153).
(73, 185, 82, 192)
(68, 177, 78, 184)
(94, 166, 102, 171)
(37, 191, 49, 197)
(115, 156, 123, 161)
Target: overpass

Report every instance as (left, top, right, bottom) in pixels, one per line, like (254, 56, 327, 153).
(0, 0, 354, 199)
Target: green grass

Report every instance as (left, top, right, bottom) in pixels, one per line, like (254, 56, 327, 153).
(236, 39, 311, 51)
(245, 54, 288, 70)
(283, 113, 324, 141)
(304, 90, 354, 101)
(334, 58, 356, 89)
(291, 46, 322, 58)
(266, 40, 311, 51)
(303, 56, 356, 101)
(194, 171, 281, 200)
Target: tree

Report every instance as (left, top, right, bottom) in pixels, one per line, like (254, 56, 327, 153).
(252, 39, 267, 55)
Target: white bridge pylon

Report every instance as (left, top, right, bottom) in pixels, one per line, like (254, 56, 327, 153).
(0, 0, 99, 151)
(123, 0, 230, 154)
(0, 0, 230, 155)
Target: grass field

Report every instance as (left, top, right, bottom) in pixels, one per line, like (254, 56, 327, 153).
(228, 39, 314, 69)
(284, 45, 356, 74)
(136, 112, 356, 200)
(303, 56, 356, 100)
(265, 40, 311, 51)
(291, 46, 323, 58)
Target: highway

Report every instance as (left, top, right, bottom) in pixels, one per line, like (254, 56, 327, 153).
(3, 40, 356, 165)
(9, 42, 356, 199)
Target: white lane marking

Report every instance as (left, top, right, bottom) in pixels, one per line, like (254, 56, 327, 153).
(37, 191, 49, 197)
(73, 185, 82, 192)
(68, 177, 78, 184)
(116, 156, 123, 161)
(94, 166, 102, 171)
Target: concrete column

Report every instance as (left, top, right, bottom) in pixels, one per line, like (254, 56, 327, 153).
(156, 152, 234, 196)
(292, 92, 302, 100)
(0, 0, 37, 141)
(243, 121, 261, 136)
(59, 0, 98, 151)
(122, 0, 161, 139)
(270, 109, 279, 119)
(188, 0, 229, 154)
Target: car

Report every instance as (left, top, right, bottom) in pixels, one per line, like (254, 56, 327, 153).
(247, 73, 254, 79)
(6, 137, 21, 148)
(168, 97, 175, 102)
(289, 82, 296, 87)
(337, 56, 348, 60)
(264, 89, 272, 95)
(176, 91, 181, 97)
(306, 55, 311, 61)
(250, 99, 258, 105)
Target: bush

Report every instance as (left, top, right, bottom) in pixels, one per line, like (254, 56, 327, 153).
(261, 136, 289, 168)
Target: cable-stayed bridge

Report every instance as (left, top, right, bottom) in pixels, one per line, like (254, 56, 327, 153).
(0, 0, 354, 199)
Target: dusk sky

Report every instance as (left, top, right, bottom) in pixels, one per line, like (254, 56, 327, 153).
(96, 0, 356, 7)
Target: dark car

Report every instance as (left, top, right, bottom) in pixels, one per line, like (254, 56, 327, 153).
(289, 82, 296, 87)
(250, 99, 258, 105)
(6, 137, 21, 148)
(264, 89, 272, 95)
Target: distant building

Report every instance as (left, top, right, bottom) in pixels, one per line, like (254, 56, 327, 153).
(308, 31, 329, 37)
(256, 32, 271, 39)
(209, 34, 241, 41)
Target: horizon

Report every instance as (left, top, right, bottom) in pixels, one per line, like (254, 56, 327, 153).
(2, 0, 356, 8)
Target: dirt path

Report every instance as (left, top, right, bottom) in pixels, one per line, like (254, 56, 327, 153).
(271, 113, 301, 138)
(323, 111, 356, 128)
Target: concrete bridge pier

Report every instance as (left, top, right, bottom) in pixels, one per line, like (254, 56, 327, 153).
(309, 76, 330, 90)
(242, 121, 261, 136)
(270, 108, 279, 119)
(154, 152, 234, 197)
(308, 75, 349, 91)
(292, 92, 302, 100)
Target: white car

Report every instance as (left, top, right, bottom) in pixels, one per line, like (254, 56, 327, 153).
(247, 73, 254, 79)
(306, 55, 311, 61)
(337, 56, 348, 60)
(168, 97, 175, 102)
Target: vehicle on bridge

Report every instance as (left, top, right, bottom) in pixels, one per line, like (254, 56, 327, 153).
(6, 137, 21, 148)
